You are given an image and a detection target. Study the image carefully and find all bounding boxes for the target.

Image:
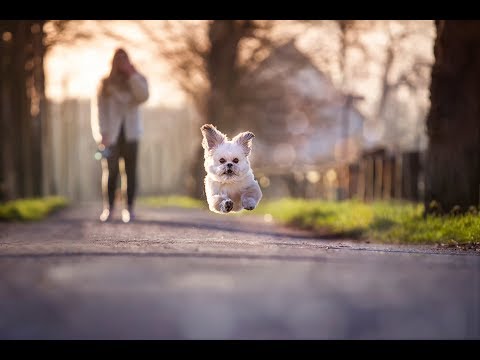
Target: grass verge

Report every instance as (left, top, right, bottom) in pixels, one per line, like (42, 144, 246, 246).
(0, 196, 68, 221)
(254, 198, 480, 246)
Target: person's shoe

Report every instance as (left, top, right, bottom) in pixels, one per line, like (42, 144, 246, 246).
(99, 208, 112, 222)
(121, 208, 131, 223)
(122, 207, 136, 223)
(129, 209, 136, 222)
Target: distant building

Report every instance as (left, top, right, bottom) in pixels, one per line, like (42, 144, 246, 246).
(237, 41, 366, 172)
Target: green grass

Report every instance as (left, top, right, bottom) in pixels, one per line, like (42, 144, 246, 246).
(139, 195, 206, 209)
(138, 195, 480, 245)
(0, 196, 68, 221)
(254, 198, 480, 245)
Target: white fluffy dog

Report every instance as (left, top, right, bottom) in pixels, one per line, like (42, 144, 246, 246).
(200, 124, 263, 214)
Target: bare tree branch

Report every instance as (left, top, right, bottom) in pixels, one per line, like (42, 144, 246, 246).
(43, 20, 94, 51)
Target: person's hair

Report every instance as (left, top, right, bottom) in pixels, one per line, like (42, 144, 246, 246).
(98, 48, 131, 97)
(112, 48, 129, 66)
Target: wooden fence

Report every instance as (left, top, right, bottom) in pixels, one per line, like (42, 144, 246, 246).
(42, 98, 200, 202)
(255, 147, 424, 202)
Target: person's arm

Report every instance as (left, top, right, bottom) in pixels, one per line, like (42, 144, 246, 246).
(97, 88, 111, 146)
(127, 71, 149, 104)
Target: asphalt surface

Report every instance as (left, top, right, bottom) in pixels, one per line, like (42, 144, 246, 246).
(0, 204, 479, 339)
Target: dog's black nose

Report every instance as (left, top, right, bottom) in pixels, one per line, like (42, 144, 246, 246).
(227, 163, 233, 168)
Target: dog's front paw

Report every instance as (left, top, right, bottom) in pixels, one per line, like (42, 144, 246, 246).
(220, 199, 234, 213)
(242, 197, 257, 211)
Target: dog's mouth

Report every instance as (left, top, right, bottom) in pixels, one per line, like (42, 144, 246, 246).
(223, 169, 235, 176)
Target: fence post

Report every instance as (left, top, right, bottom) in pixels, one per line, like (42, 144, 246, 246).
(402, 151, 420, 201)
(374, 154, 384, 200)
(382, 156, 394, 200)
(357, 158, 366, 201)
(365, 155, 375, 202)
(394, 153, 403, 199)
(348, 163, 359, 199)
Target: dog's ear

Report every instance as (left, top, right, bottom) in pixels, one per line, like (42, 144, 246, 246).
(232, 131, 255, 156)
(201, 124, 226, 151)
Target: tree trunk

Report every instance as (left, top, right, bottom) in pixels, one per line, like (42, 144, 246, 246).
(15, 21, 32, 198)
(206, 20, 247, 132)
(0, 20, 46, 201)
(376, 46, 394, 122)
(189, 20, 249, 198)
(0, 22, 17, 201)
(28, 21, 46, 197)
(425, 20, 480, 213)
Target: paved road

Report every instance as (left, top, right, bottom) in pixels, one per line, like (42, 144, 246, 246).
(0, 204, 479, 339)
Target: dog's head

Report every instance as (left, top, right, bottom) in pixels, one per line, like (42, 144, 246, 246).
(201, 124, 255, 183)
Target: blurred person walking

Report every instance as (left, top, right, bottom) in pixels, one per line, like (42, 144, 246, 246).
(92, 48, 149, 223)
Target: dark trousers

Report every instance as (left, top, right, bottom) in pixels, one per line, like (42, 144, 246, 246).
(103, 127, 138, 209)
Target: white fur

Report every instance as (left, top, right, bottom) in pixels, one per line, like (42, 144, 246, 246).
(201, 124, 263, 214)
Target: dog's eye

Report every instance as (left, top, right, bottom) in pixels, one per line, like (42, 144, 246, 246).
(219, 158, 226, 164)
(233, 158, 239, 163)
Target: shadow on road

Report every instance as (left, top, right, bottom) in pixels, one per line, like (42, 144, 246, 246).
(42, 215, 348, 242)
